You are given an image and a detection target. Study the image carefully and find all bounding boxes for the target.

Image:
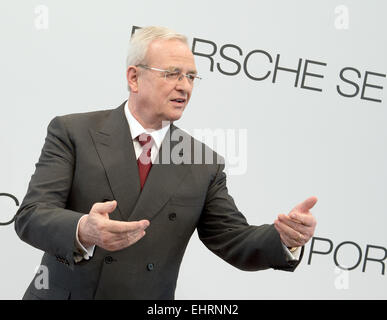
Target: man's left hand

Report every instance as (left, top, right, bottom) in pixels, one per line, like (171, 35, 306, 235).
(274, 196, 318, 248)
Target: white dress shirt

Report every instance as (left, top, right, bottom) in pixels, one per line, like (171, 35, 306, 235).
(124, 101, 171, 163)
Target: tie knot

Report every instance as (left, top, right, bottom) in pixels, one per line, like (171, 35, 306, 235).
(137, 133, 153, 148)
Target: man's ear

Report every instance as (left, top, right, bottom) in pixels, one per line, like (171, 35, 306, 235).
(127, 66, 139, 92)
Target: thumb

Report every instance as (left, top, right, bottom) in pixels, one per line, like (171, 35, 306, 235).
(90, 200, 117, 218)
(293, 196, 318, 214)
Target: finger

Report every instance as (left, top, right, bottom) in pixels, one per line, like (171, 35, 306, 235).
(278, 214, 306, 232)
(274, 219, 305, 247)
(105, 230, 147, 251)
(274, 221, 299, 248)
(288, 211, 316, 227)
(107, 219, 150, 234)
(90, 200, 117, 216)
(292, 196, 318, 214)
(109, 228, 147, 243)
(275, 218, 301, 242)
(97, 226, 146, 249)
(127, 229, 147, 245)
(278, 214, 315, 241)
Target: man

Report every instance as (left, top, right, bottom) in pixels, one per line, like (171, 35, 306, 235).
(15, 26, 317, 300)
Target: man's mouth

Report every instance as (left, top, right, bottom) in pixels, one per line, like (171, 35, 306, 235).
(170, 98, 186, 105)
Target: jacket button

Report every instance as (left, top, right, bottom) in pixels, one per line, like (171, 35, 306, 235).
(147, 263, 154, 271)
(104, 256, 114, 264)
(169, 213, 177, 221)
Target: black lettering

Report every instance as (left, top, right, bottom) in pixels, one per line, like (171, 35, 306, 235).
(362, 245, 386, 275)
(361, 71, 386, 103)
(308, 237, 333, 265)
(336, 67, 361, 98)
(300, 59, 327, 92)
(243, 50, 272, 81)
(217, 44, 242, 76)
(272, 54, 302, 87)
(192, 38, 217, 72)
(0, 193, 20, 226)
(130, 25, 142, 37)
(334, 241, 362, 271)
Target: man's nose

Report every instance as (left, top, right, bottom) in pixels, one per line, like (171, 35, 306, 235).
(175, 75, 192, 92)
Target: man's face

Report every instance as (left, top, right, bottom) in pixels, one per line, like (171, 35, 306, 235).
(135, 39, 197, 127)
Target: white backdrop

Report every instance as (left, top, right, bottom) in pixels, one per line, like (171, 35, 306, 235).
(0, 0, 386, 299)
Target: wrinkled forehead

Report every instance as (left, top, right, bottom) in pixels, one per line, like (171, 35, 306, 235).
(145, 39, 197, 73)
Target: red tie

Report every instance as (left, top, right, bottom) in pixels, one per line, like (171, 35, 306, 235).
(137, 133, 153, 190)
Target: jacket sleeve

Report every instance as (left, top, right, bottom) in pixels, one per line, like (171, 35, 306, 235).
(14, 116, 83, 270)
(197, 163, 301, 272)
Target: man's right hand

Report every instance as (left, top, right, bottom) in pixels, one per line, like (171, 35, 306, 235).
(78, 200, 150, 251)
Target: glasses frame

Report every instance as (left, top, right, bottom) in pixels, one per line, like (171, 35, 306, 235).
(136, 64, 202, 84)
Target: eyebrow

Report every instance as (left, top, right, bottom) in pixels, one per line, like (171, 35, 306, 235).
(168, 66, 197, 75)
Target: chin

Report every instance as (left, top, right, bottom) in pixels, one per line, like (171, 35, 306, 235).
(167, 109, 185, 122)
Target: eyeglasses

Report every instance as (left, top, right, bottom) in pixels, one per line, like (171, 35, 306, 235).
(137, 64, 202, 85)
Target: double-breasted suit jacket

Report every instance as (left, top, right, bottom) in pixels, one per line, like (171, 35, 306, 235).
(15, 101, 301, 299)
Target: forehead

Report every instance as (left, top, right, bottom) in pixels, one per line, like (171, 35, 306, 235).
(146, 39, 196, 71)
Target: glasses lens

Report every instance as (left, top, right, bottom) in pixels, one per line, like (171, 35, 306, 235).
(165, 71, 180, 81)
(163, 70, 201, 86)
(191, 75, 201, 86)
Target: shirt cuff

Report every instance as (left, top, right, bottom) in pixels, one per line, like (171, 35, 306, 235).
(74, 215, 95, 262)
(282, 243, 301, 261)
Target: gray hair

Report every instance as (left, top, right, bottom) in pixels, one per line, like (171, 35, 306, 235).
(126, 26, 188, 69)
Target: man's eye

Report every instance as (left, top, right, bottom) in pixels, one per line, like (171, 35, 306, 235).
(166, 72, 179, 78)
(187, 74, 195, 81)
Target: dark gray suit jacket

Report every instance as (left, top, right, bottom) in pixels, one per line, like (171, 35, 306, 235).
(15, 101, 301, 300)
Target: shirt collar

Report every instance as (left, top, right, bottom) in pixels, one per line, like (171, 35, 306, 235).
(124, 100, 170, 150)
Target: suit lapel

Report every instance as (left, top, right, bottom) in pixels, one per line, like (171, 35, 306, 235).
(128, 125, 191, 222)
(90, 103, 191, 222)
(89, 102, 141, 221)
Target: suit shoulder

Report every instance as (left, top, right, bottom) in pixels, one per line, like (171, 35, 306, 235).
(55, 108, 113, 127)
